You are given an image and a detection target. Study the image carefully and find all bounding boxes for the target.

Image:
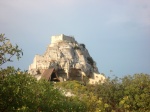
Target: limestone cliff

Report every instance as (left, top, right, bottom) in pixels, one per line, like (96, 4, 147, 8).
(29, 34, 105, 84)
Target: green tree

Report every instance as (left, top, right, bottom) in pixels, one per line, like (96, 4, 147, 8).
(95, 77, 124, 111)
(92, 74, 150, 112)
(120, 74, 150, 111)
(0, 34, 23, 66)
(55, 81, 104, 112)
(0, 71, 87, 112)
(0, 70, 38, 111)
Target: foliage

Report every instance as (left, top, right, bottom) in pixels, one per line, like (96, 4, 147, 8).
(55, 81, 105, 112)
(87, 57, 94, 67)
(0, 69, 38, 111)
(0, 70, 87, 112)
(80, 44, 86, 49)
(73, 45, 81, 50)
(2, 72, 149, 112)
(55, 80, 86, 95)
(0, 34, 23, 66)
(93, 74, 150, 112)
(120, 74, 150, 111)
(95, 77, 124, 111)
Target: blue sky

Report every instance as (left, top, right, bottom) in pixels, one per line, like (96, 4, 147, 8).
(0, 0, 150, 77)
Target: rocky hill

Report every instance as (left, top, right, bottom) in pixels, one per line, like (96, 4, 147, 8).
(28, 34, 105, 84)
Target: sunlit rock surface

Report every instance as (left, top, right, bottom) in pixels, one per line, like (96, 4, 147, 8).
(28, 34, 105, 84)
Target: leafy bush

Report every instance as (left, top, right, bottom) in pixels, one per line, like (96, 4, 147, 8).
(55, 81, 105, 112)
(120, 74, 150, 111)
(93, 74, 150, 112)
(0, 71, 87, 112)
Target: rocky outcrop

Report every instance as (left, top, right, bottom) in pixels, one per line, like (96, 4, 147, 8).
(28, 34, 105, 84)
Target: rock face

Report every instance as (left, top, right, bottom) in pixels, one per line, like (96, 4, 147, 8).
(28, 34, 105, 84)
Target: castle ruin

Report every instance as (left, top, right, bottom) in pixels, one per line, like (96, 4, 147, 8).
(28, 34, 105, 84)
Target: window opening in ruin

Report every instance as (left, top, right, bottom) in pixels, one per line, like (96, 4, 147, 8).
(50, 71, 60, 82)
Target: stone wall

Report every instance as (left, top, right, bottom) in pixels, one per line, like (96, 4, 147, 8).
(51, 34, 75, 44)
(29, 55, 45, 70)
(89, 73, 105, 84)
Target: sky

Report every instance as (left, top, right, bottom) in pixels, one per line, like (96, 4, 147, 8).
(0, 0, 150, 78)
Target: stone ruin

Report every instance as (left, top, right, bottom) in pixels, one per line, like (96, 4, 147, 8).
(28, 34, 105, 84)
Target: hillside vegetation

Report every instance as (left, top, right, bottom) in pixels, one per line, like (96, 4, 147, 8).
(0, 34, 150, 112)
